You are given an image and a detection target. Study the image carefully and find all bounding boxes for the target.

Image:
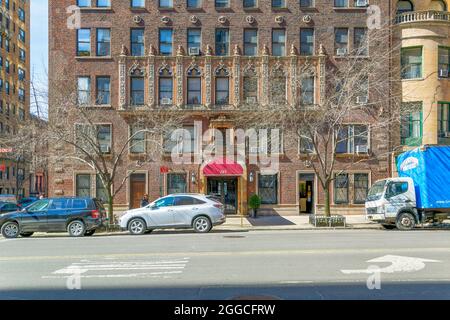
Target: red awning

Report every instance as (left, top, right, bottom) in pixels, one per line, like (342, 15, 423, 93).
(203, 158, 244, 176)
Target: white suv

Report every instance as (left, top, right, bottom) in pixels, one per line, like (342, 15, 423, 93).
(119, 194, 226, 235)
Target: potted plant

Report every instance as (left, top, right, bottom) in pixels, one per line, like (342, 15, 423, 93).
(248, 194, 262, 218)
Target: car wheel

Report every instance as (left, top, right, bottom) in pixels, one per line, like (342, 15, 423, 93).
(193, 216, 212, 233)
(396, 212, 416, 231)
(128, 218, 147, 235)
(20, 232, 34, 237)
(381, 224, 396, 230)
(84, 230, 96, 236)
(67, 220, 86, 237)
(1, 222, 20, 239)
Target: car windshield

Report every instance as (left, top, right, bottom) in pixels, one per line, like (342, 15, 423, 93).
(367, 180, 387, 201)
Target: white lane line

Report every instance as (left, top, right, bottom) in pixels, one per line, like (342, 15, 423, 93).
(43, 271, 183, 279)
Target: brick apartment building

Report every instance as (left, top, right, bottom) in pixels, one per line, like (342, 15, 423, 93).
(48, 0, 433, 216)
(0, 0, 30, 198)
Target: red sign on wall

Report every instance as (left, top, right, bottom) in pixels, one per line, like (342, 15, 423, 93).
(160, 166, 170, 174)
(0, 165, 5, 172)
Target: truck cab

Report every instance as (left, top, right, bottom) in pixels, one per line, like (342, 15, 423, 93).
(365, 177, 418, 230)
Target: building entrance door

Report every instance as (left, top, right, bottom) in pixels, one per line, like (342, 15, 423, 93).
(130, 173, 146, 209)
(299, 173, 315, 214)
(207, 178, 238, 215)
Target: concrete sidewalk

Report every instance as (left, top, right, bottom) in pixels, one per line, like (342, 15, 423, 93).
(215, 215, 382, 231)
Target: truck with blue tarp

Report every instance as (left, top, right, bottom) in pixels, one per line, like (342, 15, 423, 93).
(365, 145, 450, 230)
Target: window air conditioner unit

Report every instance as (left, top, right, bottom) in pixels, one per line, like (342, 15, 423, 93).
(356, 145, 368, 154)
(336, 48, 347, 56)
(439, 69, 449, 78)
(100, 145, 111, 154)
(355, 0, 368, 7)
(444, 132, 450, 138)
(161, 98, 172, 105)
(357, 96, 368, 104)
(246, 96, 257, 104)
(188, 47, 200, 56)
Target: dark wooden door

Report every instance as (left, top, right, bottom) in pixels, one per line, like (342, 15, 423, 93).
(130, 174, 146, 209)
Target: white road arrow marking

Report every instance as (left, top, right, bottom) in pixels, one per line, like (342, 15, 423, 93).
(341, 255, 440, 274)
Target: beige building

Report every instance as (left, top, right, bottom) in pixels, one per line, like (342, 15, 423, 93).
(395, 0, 450, 147)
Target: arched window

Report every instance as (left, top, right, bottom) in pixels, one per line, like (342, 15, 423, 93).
(187, 66, 202, 105)
(159, 66, 173, 105)
(215, 66, 230, 105)
(429, 0, 447, 11)
(396, 1, 414, 14)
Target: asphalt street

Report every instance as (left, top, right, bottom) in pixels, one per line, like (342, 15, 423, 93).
(1, 229, 450, 300)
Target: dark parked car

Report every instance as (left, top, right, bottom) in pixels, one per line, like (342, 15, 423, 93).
(0, 197, 106, 238)
(0, 202, 20, 214)
(17, 197, 39, 208)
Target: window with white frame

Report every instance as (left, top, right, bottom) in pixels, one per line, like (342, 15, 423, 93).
(336, 124, 369, 154)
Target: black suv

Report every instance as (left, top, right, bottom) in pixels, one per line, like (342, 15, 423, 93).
(0, 197, 106, 238)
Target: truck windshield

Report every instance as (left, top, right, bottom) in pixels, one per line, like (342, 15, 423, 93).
(366, 180, 386, 201)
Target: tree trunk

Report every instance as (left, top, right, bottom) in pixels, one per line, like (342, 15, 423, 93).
(324, 182, 331, 217)
(106, 186, 114, 227)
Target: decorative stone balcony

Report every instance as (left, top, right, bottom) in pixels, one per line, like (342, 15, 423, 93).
(395, 10, 450, 24)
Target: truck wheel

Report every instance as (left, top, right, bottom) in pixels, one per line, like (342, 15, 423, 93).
(396, 212, 416, 230)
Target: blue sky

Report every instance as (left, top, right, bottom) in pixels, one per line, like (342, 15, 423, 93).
(30, 0, 48, 115)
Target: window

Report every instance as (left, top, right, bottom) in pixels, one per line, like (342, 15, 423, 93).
(386, 182, 409, 198)
(187, 28, 201, 52)
(215, 68, 229, 105)
(258, 174, 278, 204)
(131, 29, 145, 56)
(300, 28, 314, 56)
(334, 0, 348, 7)
(96, 28, 111, 56)
(272, 0, 285, 8)
(18, 68, 25, 81)
(244, 29, 258, 56)
(5, 60, 9, 73)
(167, 173, 187, 194)
(215, 28, 229, 56)
(300, 0, 313, 7)
(438, 47, 450, 78)
(159, 29, 173, 56)
(300, 75, 314, 105)
(77, 77, 91, 105)
(215, 0, 229, 8)
(159, 0, 173, 8)
(97, 0, 111, 7)
(354, 173, 369, 204)
(187, 0, 201, 8)
(249, 129, 283, 154)
(401, 103, 423, 146)
(401, 47, 422, 79)
(396, 1, 414, 14)
(131, 0, 145, 8)
(164, 126, 195, 154)
(429, 0, 447, 11)
(18, 88, 25, 102)
(354, 28, 368, 56)
(299, 134, 315, 154)
(18, 28, 26, 42)
(5, 82, 9, 95)
(334, 174, 349, 204)
(438, 102, 450, 140)
(131, 77, 145, 105)
(76, 174, 91, 197)
(18, 8, 25, 21)
(77, 0, 91, 7)
(335, 28, 348, 55)
(187, 67, 202, 105)
(96, 76, 110, 105)
(244, 0, 257, 8)
(77, 29, 91, 56)
(243, 74, 258, 104)
(336, 124, 369, 154)
(154, 197, 174, 208)
(130, 125, 146, 153)
(19, 49, 26, 62)
(96, 175, 108, 203)
(272, 29, 286, 56)
(159, 71, 173, 105)
(97, 125, 112, 153)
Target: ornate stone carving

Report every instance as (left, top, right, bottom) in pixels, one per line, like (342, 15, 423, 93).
(302, 15, 312, 23)
(161, 16, 171, 24)
(233, 55, 240, 107)
(120, 45, 128, 56)
(119, 60, 127, 109)
(246, 15, 256, 24)
(205, 44, 213, 56)
(190, 15, 199, 24)
(149, 44, 157, 56)
(148, 59, 155, 107)
(176, 45, 185, 56)
(261, 44, 269, 56)
(261, 55, 269, 106)
(290, 55, 298, 106)
(176, 57, 184, 107)
(218, 16, 228, 24)
(275, 15, 285, 24)
(129, 61, 146, 76)
(205, 57, 212, 107)
(233, 44, 241, 56)
(290, 44, 298, 56)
